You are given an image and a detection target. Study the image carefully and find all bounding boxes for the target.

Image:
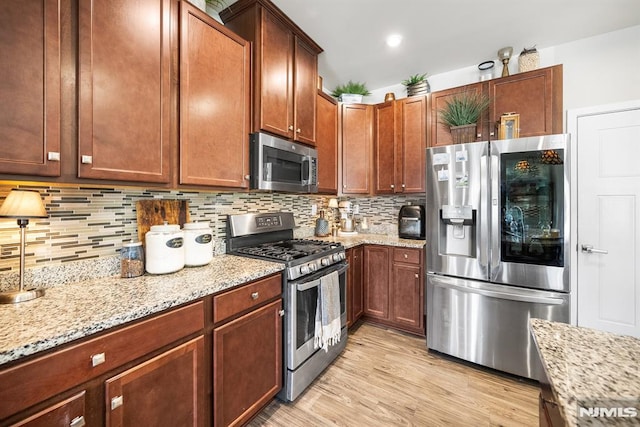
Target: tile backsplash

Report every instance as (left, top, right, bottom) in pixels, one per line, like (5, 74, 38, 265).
(0, 182, 424, 275)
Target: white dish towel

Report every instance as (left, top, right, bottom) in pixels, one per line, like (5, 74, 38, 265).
(314, 270, 341, 352)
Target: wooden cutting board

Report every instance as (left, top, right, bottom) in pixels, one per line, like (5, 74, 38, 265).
(136, 199, 190, 245)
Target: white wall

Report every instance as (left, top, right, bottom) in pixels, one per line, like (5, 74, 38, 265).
(368, 25, 640, 122)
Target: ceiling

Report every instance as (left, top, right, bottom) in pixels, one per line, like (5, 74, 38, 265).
(254, 0, 640, 92)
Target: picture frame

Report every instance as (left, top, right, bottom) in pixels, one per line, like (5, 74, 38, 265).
(499, 113, 520, 139)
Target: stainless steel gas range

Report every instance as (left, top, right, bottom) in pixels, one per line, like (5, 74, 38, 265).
(226, 212, 348, 402)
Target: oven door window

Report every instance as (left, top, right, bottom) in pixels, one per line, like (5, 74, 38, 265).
(264, 146, 307, 183)
(296, 285, 318, 349)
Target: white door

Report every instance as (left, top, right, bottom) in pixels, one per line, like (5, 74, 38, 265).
(574, 103, 640, 337)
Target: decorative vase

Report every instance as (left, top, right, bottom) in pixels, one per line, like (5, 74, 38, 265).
(449, 124, 477, 144)
(406, 80, 430, 97)
(314, 211, 330, 237)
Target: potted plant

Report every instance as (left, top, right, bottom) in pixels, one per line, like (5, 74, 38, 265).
(331, 80, 371, 104)
(402, 73, 430, 97)
(439, 91, 490, 144)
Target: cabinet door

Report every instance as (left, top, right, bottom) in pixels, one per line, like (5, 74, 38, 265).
(179, 2, 250, 188)
(293, 38, 317, 145)
(316, 92, 338, 193)
(399, 96, 427, 193)
(391, 262, 424, 333)
(340, 104, 373, 194)
(429, 83, 489, 147)
(374, 101, 396, 194)
(259, 10, 294, 139)
(363, 246, 390, 320)
(105, 337, 205, 427)
(13, 392, 85, 427)
(78, 0, 171, 183)
(489, 65, 563, 138)
(0, 0, 60, 176)
(351, 245, 364, 324)
(213, 299, 282, 427)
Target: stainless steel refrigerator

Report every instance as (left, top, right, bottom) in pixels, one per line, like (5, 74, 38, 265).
(426, 134, 571, 380)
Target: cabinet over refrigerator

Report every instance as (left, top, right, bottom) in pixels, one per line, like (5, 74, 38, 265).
(425, 134, 571, 380)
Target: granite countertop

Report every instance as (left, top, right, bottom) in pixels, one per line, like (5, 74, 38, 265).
(530, 318, 640, 426)
(313, 233, 426, 249)
(0, 255, 284, 367)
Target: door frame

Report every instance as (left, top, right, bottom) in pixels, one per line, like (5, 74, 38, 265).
(566, 99, 640, 326)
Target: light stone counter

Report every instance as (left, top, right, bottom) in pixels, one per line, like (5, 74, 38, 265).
(0, 255, 284, 367)
(530, 318, 640, 426)
(312, 233, 426, 250)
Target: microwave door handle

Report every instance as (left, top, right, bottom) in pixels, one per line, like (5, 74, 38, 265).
(301, 156, 312, 185)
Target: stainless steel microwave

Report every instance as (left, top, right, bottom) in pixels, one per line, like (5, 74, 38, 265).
(250, 132, 318, 193)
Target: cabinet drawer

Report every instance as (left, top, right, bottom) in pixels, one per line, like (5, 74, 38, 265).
(0, 301, 204, 420)
(213, 274, 282, 324)
(393, 247, 422, 265)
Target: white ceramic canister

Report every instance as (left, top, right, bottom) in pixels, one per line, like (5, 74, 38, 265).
(144, 223, 185, 274)
(182, 221, 213, 267)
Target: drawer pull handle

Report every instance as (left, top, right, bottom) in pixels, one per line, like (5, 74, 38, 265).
(70, 416, 86, 427)
(111, 395, 123, 410)
(91, 352, 106, 367)
(47, 151, 60, 161)
(81, 155, 93, 164)
(251, 292, 259, 300)
(404, 254, 408, 259)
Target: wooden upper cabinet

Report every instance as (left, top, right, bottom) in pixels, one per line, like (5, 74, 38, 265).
(293, 38, 318, 145)
(374, 96, 426, 194)
(220, 0, 323, 145)
(0, 0, 61, 177)
(340, 104, 373, 195)
(374, 102, 396, 194)
(488, 65, 563, 138)
(78, 0, 172, 183)
(179, 2, 250, 188)
(429, 83, 489, 147)
(397, 96, 426, 193)
(316, 92, 338, 193)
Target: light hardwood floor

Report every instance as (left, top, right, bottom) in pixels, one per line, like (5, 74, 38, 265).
(250, 322, 540, 426)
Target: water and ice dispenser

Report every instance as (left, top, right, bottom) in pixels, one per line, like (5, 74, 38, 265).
(439, 205, 476, 257)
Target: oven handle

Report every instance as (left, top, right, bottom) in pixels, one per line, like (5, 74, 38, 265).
(293, 263, 348, 292)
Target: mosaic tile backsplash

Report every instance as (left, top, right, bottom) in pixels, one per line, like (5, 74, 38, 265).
(0, 182, 424, 284)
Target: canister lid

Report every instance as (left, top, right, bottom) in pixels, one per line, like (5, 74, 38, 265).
(123, 241, 143, 247)
(183, 221, 211, 230)
(149, 223, 181, 233)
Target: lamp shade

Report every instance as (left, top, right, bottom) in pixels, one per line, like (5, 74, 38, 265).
(328, 198, 339, 208)
(0, 189, 47, 219)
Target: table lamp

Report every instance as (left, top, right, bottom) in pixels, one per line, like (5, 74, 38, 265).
(0, 189, 48, 303)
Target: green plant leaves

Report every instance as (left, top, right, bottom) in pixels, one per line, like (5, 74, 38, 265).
(331, 80, 371, 97)
(402, 73, 428, 86)
(439, 92, 490, 127)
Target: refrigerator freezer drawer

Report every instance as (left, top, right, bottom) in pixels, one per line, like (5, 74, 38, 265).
(426, 274, 570, 380)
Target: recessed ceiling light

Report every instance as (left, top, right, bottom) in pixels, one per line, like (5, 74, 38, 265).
(386, 34, 402, 48)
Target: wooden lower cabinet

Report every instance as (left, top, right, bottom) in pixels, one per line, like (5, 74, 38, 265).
(363, 245, 425, 336)
(347, 246, 364, 327)
(213, 299, 283, 427)
(12, 392, 86, 427)
(105, 337, 205, 427)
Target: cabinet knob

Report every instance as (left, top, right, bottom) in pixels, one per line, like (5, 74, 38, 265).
(251, 292, 259, 300)
(288, 125, 294, 131)
(111, 395, 123, 410)
(415, 274, 419, 278)
(343, 184, 347, 189)
(81, 155, 93, 164)
(404, 253, 408, 259)
(279, 309, 285, 317)
(490, 132, 495, 136)
(296, 128, 301, 133)
(401, 184, 406, 188)
(47, 151, 60, 161)
(244, 174, 250, 180)
(476, 133, 482, 138)
(70, 416, 86, 427)
(390, 184, 395, 188)
(91, 352, 106, 367)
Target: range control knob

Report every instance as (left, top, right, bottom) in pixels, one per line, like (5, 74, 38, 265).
(299, 265, 310, 275)
(332, 253, 341, 262)
(321, 257, 330, 266)
(308, 263, 317, 271)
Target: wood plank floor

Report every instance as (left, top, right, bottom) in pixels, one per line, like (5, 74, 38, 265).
(249, 322, 540, 426)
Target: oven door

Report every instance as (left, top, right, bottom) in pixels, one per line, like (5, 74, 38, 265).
(286, 262, 347, 371)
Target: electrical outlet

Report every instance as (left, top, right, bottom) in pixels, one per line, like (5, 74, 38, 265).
(311, 204, 317, 215)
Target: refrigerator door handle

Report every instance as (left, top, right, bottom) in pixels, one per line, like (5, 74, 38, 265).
(479, 153, 490, 274)
(430, 276, 565, 305)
